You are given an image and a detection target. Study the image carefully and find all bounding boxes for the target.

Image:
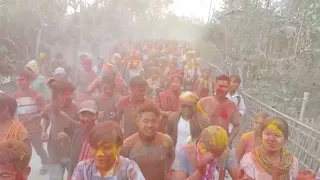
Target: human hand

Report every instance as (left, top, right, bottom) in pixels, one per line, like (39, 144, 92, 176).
(57, 132, 69, 140)
(41, 131, 49, 142)
(238, 168, 254, 180)
(28, 114, 42, 122)
(297, 169, 316, 180)
(196, 153, 215, 175)
(47, 78, 57, 90)
(162, 111, 173, 117)
(271, 164, 282, 180)
(164, 171, 172, 180)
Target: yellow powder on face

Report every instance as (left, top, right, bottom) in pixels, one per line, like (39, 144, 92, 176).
(96, 148, 105, 157)
(112, 145, 119, 158)
(266, 120, 283, 135)
(132, 60, 139, 66)
(262, 139, 267, 147)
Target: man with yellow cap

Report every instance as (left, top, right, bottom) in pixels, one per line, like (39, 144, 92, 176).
(172, 126, 239, 180)
(167, 91, 210, 154)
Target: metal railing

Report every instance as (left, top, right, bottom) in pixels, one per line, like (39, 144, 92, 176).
(203, 60, 320, 172)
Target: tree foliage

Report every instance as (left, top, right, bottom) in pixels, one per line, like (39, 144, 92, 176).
(0, 0, 200, 75)
(202, 0, 320, 122)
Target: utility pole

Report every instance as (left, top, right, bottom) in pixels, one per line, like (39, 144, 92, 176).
(207, 0, 213, 24)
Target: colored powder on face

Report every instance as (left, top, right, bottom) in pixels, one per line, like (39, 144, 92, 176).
(262, 139, 267, 147)
(216, 86, 224, 93)
(96, 148, 105, 157)
(80, 120, 87, 125)
(266, 120, 283, 135)
(132, 60, 139, 66)
(112, 145, 119, 158)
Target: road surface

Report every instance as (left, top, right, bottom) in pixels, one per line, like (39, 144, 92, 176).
(29, 143, 67, 180)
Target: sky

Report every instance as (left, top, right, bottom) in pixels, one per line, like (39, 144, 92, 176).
(169, 0, 223, 21)
(72, 0, 222, 21)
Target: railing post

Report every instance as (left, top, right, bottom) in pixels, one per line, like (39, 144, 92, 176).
(299, 92, 310, 121)
(238, 66, 244, 89)
(228, 66, 232, 75)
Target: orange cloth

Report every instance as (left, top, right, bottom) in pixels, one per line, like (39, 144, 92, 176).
(0, 120, 28, 142)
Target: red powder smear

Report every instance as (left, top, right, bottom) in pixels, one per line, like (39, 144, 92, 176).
(220, 109, 228, 120)
(129, 167, 136, 178)
(62, 89, 71, 95)
(80, 120, 87, 126)
(81, 58, 92, 66)
(216, 87, 224, 93)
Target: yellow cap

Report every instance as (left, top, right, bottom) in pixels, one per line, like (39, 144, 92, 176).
(40, 52, 46, 60)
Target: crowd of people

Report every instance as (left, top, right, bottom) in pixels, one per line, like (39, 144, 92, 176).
(0, 40, 318, 180)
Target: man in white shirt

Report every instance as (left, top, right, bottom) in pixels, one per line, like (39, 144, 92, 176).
(167, 91, 210, 152)
(226, 75, 246, 134)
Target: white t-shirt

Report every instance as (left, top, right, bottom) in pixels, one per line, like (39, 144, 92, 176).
(176, 116, 191, 151)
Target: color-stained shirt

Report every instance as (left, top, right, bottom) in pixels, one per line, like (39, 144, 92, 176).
(239, 131, 256, 154)
(121, 132, 174, 180)
(31, 75, 50, 102)
(316, 168, 320, 179)
(0, 120, 28, 142)
(157, 90, 180, 132)
(78, 141, 91, 162)
(172, 144, 238, 178)
(13, 89, 46, 135)
(72, 157, 145, 180)
(92, 93, 121, 122)
(42, 103, 79, 163)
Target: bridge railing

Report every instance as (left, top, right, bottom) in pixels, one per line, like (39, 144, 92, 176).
(203, 60, 320, 172)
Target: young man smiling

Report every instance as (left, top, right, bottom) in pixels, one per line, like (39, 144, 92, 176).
(121, 105, 175, 180)
(115, 76, 156, 138)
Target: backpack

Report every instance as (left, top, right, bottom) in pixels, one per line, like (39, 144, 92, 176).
(236, 95, 241, 106)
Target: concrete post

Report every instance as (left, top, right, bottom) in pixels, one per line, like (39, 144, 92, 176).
(299, 92, 310, 121)
(238, 66, 244, 90)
